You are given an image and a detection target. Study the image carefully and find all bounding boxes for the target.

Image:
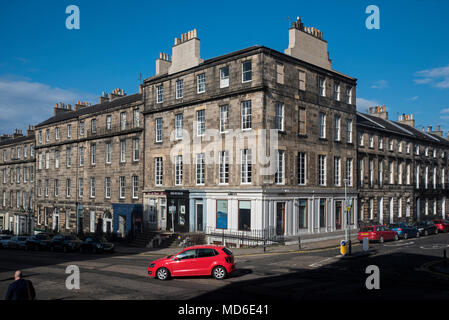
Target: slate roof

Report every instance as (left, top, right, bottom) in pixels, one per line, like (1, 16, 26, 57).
(35, 93, 142, 128)
(357, 112, 449, 147)
(0, 134, 35, 147)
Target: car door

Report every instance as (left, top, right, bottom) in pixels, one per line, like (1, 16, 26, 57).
(385, 226, 396, 240)
(171, 249, 198, 277)
(196, 249, 219, 275)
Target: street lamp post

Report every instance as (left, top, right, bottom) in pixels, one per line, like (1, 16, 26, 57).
(344, 178, 351, 254)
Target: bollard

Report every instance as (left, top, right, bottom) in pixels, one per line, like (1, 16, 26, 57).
(348, 240, 352, 256)
(298, 235, 301, 250)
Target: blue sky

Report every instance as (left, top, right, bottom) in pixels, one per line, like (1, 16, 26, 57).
(0, 0, 448, 135)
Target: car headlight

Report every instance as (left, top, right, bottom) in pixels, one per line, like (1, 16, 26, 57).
(149, 263, 155, 268)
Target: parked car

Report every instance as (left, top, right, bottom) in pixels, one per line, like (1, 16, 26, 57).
(25, 234, 52, 251)
(433, 219, 449, 233)
(358, 225, 399, 243)
(388, 223, 420, 239)
(0, 235, 12, 248)
(49, 235, 82, 252)
(80, 236, 114, 254)
(148, 245, 236, 280)
(414, 220, 438, 236)
(3, 236, 28, 249)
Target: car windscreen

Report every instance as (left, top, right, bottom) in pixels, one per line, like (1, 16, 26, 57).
(360, 227, 373, 232)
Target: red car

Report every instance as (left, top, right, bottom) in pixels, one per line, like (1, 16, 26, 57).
(148, 245, 235, 280)
(433, 219, 449, 232)
(358, 225, 399, 243)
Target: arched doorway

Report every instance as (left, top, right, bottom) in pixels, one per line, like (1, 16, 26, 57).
(103, 211, 112, 233)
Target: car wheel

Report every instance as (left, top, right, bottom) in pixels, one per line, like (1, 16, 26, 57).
(379, 236, 384, 243)
(63, 246, 68, 253)
(212, 266, 227, 280)
(435, 229, 438, 234)
(424, 230, 428, 236)
(93, 247, 98, 254)
(394, 234, 399, 241)
(416, 232, 420, 238)
(404, 233, 408, 240)
(156, 267, 170, 281)
(50, 246, 54, 252)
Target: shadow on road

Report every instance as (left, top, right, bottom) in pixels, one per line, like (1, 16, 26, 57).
(191, 251, 449, 300)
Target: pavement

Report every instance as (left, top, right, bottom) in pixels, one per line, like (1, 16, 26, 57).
(114, 236, 360, 256)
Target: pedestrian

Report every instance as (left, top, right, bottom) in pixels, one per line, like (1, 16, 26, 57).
(4, 270, 36, 300)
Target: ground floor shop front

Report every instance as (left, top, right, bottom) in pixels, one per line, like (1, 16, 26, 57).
(143, 188, 358, 244)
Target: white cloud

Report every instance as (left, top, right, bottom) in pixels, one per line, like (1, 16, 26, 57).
(356, 98, 379, 112)
(414, 64, 449, 88)
(0, 77, 96, 134)
(407, 96, 419, 101)
(370, 80, 388, 89)
(441, 108, 449, 114)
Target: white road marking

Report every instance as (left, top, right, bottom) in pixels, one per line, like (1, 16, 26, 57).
(384, 241, 415, 247)
(420, 244, 449, 250)
(309, 256, 340, 268)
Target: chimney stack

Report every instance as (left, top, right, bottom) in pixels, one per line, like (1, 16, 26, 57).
(0, 134, 12, 142)
(54, 102, 72, 116)
(26, 125, 35, 137)
(397, 113, 415, 128)
(155, 52, 172, 76)
(369, 105, 388, 120)
(13, 129, 23, 139)
(74, 100, 92, 111)
(168, 28, 203, 74)
(99, 89, 126, 103)
(285, 16, 332, 70)
(428, 125, 444, 137)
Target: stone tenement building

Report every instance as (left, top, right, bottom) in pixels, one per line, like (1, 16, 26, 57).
(141, 18, 359, 242)
(0, 128, 36, 234)
(2, 16, 449, 239)
(33, 91, 144, 237)
(357, 107, 449, 225)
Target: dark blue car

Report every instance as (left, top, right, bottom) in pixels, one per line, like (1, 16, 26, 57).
(388, 223, 420, 239)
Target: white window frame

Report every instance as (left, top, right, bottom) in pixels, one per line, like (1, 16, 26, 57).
(197, 73, 206, 93)
(242, 61, 252, 83)
(220, 66, 229, 88)
(175, 155, 183, 186)
(176, 79, 184, 99)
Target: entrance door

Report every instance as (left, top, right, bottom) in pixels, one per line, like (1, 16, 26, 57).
(90, 211, 95, 233)
(335, 201, 342, 230)
(276, 202, 285, 236)
(119, 215, 126, 237)
(53, 209, 59, 233)
(196, 202, 203, 232)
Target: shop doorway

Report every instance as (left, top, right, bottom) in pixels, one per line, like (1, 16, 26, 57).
(335, 201, 342, 230)
(276, 202, 286, 236)
(196, 202, 203, 232)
